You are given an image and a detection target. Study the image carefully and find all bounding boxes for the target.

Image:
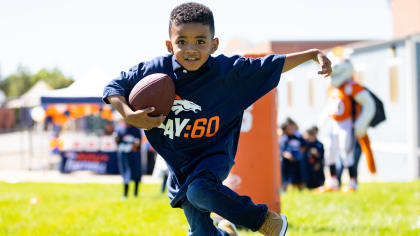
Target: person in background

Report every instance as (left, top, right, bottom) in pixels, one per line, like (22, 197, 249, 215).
(152, 154, 169, 193)
(303, 126, 325, 189)
(115, 121, 142, 199)
(279, 119, 307, 191)
(336, 140, 362, 187)
(318, 56, 376, 193)
(104, 120, 115, 136)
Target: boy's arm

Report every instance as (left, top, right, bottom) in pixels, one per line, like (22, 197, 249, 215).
(107, 95, 165, 130)
(282, 49, 332, 77)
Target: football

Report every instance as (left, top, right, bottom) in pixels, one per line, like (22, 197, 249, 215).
(128, 73, 175, 116)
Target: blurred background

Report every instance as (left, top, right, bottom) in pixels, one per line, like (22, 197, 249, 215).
(0, 0, 419, 235)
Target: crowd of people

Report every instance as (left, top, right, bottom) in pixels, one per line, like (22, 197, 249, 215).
(278, 117, 361, 193)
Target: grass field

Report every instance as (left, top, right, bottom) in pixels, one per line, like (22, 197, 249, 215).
(0, 181, 419, 236)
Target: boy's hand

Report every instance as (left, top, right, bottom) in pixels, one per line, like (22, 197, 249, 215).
(313, 51, 332, 77)
(283, 48, 332, 76)
(107, 95, 166, 130)
(125, 107, 166, 130)
(283, 151, 294, 161)
(310, 147, 319, 157)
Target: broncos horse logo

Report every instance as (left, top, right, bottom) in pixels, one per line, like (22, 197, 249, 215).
(171, 95, 201, 115)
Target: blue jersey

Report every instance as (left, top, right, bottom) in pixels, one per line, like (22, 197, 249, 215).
(304, 140, 325, 188)
(115, 124, 142, 153)
(279, 134, 304, 161)
(103, 54, 285, 207)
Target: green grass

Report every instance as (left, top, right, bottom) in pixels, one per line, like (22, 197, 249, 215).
(0, 181, 418, 236)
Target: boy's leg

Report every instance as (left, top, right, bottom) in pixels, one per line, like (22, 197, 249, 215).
(117, 153, 131, 197)
(134, 180, 140, 197)
(298, 157, 308, 189)
(186, 173, 267, 232)
(281, 159, 290, 190)
(161, 173, 168, 193)
(123, 183, 129, 198)
(181, 201, 231, 236)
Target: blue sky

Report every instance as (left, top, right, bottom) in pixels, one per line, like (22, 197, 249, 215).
(0, 0, 393, 80)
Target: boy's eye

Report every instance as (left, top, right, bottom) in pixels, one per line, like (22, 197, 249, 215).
(176, 40, 186, 45)
(197, 40, 206, 44)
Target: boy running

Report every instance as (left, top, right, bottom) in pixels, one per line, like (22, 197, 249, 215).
(103, 2, 331, 235)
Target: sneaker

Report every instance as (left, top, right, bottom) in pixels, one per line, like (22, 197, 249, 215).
(218, 219, 239, 236)
(341, 179, 357, 193)
(258, 210, 288, 236)
(341, 185, 356, 192)
(314, 185, 339, 193)
(315, 178, 339, 193)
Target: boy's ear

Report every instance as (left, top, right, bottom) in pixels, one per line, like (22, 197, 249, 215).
(166, 40, 174, 54)
(210, 38, 219, 54)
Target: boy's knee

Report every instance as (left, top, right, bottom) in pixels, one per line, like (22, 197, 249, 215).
(186, 178, 215, 210)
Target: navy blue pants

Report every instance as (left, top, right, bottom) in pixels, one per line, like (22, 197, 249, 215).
(183, 172, 267, 235)
(117, 152, 142, 184)
(281, 158, 307, 186)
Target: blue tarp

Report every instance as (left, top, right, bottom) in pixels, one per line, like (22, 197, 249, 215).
(41, 96, 103, 105)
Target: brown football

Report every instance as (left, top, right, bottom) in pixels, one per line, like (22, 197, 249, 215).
(128, 73, 175, 116)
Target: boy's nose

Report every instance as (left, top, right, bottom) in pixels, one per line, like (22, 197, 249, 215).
(185, 44, 196, 51)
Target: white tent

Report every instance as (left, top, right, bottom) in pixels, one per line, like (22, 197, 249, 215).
(0, 90, 5, 104)
(6, 80, 53, 108)
(41, 68, 114, 104)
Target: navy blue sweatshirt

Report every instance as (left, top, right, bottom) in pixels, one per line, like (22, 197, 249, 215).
(103, 54, 285, 207)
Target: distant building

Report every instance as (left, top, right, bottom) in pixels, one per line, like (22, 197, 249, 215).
(391, 0, 420, 38)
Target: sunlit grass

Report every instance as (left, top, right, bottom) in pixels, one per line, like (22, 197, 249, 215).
(0, 181, 418, 235)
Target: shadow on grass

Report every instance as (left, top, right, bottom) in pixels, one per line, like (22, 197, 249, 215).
(289, 223, 396, 234)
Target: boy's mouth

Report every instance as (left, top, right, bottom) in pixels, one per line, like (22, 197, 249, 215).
(184, 57, 200, 61)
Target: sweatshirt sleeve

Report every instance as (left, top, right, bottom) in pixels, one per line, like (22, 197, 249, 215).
(228, 54, 285, 111)
(102, 61, 151, 104)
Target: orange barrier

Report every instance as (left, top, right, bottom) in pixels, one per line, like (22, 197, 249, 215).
(223, 89, 281, 213)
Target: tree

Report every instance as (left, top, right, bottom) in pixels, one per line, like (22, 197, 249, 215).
(33, 68, 73, 89)
(0, 65, 32, 98)
(0, 66, 73, 98)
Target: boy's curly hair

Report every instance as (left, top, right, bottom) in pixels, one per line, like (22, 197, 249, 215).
(169, 2, 215, 37)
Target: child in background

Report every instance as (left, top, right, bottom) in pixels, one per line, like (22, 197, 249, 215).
(286, 117, 307, 161)
(303, 126, 325, 189)
(279, 119, 306, 191)
(115, 122, 142, 199)
(152, 154, 169, 193)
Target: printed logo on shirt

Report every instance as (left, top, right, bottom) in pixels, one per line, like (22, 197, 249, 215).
(288, 139, 301, 148)
(171, 95, 202, 115)
(158, 95, 219, 139)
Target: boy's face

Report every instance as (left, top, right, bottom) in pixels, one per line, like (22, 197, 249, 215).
(306, 133, 316, 142)
(284, 125, 294, 135)
(166, 22, 219, 71)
